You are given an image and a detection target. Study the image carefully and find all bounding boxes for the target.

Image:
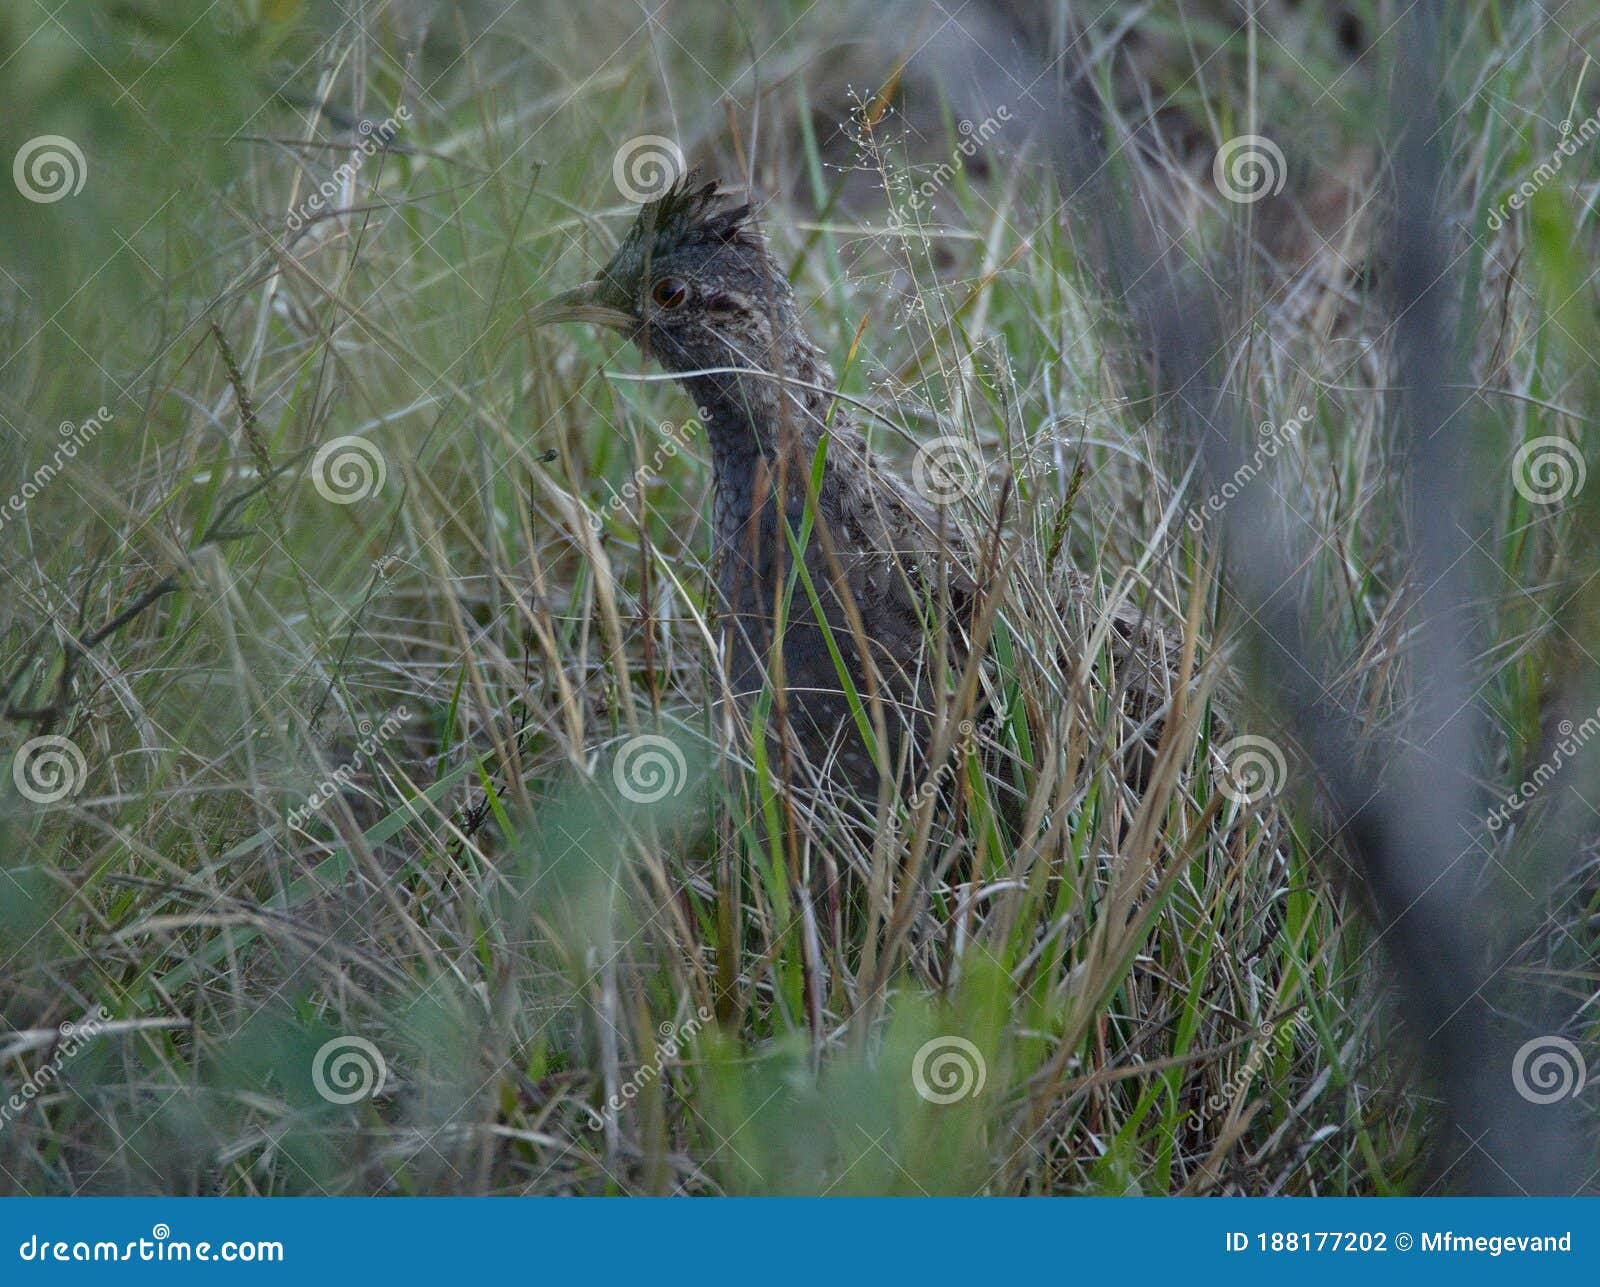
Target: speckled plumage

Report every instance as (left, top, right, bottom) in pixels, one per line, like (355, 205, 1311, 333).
(567, 174, 1175, 795)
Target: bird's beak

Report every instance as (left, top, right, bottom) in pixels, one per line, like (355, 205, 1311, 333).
(525, 281, 634, 332)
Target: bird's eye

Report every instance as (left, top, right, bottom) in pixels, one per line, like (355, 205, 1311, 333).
(650, 276, 689, 310)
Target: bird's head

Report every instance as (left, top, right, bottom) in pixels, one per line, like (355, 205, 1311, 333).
(529, 173, 797, 378)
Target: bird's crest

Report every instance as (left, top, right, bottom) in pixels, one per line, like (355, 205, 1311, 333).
(621, 170, 758, 267)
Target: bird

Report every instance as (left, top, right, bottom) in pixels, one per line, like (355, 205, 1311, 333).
(530, 173, 1181, 803)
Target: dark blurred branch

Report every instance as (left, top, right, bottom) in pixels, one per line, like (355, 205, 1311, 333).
(912, 0, 1588, 1193)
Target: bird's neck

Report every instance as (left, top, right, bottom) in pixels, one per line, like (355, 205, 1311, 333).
(681, 331, 834, 458)
(673, 332, 850, 618)
(679, 335, 839, 546)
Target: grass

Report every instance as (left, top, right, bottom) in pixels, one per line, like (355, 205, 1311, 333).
(0, 0, 1594, 1195)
